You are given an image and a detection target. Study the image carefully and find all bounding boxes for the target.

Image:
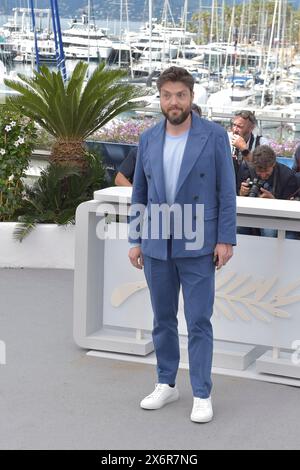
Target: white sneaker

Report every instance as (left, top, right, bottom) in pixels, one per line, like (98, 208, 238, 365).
(140, 383, 179, 410)
(190, 396, 213, 423)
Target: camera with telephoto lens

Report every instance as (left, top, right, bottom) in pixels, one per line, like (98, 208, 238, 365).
(247, 178, 271, 197)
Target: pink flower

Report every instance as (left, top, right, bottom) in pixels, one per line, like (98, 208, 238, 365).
(94, 118, 159, 143)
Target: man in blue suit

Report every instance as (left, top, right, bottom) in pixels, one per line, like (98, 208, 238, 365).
(129, 67, 236, 423)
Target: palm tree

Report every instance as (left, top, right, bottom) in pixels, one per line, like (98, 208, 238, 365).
(4, 61, 145, 169)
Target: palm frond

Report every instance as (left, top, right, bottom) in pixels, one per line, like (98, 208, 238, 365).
(13, 218, 37, 242)
(66, 61, 88, 97)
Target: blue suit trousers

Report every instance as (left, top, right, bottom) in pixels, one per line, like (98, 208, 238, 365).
(143, 244, 215, 399)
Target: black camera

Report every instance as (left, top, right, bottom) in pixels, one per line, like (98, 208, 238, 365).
(247, 178, 271, 197)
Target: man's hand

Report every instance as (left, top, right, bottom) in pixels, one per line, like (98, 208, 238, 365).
(239, 181, 250, 196)
(214, 243, 233, 270)
(231, 135, 247, 151)
(259, 188, 275, 199)
(129, 246, 144, 270)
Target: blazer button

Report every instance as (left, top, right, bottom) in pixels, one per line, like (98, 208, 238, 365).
(193, 195, 199, 200)
(147, 174, 151, 179)
(200, 173, 205, 177)
(149, 198, 153, 202)
(148, 216, 151, 220)
(193, 215, 197, 220)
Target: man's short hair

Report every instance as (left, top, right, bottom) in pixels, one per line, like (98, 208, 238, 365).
(233, 109, 257, 126)
(252, 145, 276, 169)
(157, 66, 194, 94)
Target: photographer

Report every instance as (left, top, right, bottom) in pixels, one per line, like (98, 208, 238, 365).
(238, 145, 298, 200)
(229, 110, 268, 180)
(238, 145, 299, 238)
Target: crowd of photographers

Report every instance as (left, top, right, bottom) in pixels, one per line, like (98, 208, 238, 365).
(229, 109, 300, 239)
(229, 110, 300, 201)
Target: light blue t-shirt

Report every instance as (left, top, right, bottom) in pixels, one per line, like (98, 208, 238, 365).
(163, 130, 189, 205)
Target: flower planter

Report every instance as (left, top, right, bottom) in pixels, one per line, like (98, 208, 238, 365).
(276, 156, 294, 168)
(0, 222, 75, 269)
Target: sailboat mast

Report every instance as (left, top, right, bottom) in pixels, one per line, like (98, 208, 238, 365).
(224, 3, 234, 75)
(149, 0, 153, 75)
(125, 0, 134, 78)
(29, 0, 40, 71)
(182, 0, 188, 60)
(261, 0, 279, 107)
(50, 0, 67, 81)
(215, 0, 221, 86)
(281, 0, 288, 67)
(87, 0, 91, 68)
(245, 0, 252, 70)
(208, 0, 215, 82)
(119, 0, 123, 68)
(221, 0, 225, 43)
(272, 0, 283, 105)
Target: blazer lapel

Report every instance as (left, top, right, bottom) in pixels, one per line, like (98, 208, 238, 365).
(148, 119, 167, 203)
(175, 117, 211, 199)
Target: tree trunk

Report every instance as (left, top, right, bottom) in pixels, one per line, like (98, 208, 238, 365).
(50, 140, 87, 169)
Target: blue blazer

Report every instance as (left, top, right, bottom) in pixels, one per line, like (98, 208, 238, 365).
(129, 112, 237, 260)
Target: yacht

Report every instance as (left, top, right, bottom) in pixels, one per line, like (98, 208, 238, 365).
(16, 38, 56, 64)
(61, 14, 113, 60)
(206, 84, 257, 115)
(127, 33, 178, 61)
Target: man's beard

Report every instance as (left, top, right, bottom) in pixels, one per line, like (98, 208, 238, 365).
(162, 106, 191, 125)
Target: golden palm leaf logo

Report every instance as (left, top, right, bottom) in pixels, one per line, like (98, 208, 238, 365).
(111, 273, 300, 323)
